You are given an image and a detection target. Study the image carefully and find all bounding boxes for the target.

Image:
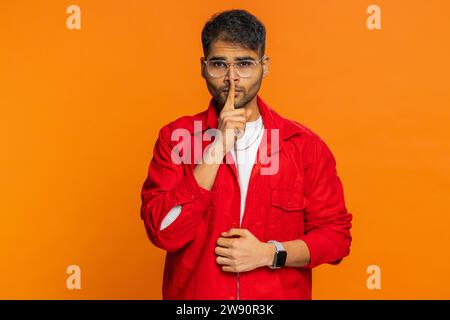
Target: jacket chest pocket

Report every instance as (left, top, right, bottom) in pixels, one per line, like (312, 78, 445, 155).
(265, 189, 308, 242)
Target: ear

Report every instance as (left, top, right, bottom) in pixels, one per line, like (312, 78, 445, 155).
(200, 57, 206, 79)
(262, 56, 270, 78)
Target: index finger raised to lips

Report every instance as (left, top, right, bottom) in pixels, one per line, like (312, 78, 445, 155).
(223, 80, 235, 111)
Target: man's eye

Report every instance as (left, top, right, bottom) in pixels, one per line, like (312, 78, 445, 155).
(212, 61, 227, 68)
(237, 61, 253, 68)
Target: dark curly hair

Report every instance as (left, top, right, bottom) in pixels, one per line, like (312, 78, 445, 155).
(201, 9, 266, 58)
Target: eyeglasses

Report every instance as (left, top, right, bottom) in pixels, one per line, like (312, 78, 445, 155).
(203, 56, 265, 78)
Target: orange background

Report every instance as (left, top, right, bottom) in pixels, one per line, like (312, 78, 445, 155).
(1, 0, 449, 299)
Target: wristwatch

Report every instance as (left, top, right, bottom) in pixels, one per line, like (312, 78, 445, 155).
(267, 240, 287, 269)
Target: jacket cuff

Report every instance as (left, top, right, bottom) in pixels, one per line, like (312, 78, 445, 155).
(169, 170, 215, 214)
(298, 232, 331, 269)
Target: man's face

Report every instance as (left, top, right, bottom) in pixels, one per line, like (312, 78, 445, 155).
(201, 40, 269, 110)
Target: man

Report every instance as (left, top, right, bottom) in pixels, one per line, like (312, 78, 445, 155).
(140, 9, 352, 300)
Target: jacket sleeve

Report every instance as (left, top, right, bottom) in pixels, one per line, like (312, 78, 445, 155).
(299, 136, 353, 269)
(140, 125, 215, 253)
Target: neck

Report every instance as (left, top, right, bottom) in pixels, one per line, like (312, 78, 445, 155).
(243, 95, 261, 122)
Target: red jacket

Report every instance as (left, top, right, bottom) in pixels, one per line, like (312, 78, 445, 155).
(140, 96, 352, 300)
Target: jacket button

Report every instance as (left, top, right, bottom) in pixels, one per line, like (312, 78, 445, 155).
(228, 296, 235, 300)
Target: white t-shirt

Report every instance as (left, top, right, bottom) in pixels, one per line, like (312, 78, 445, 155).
(160, 115, 264, 230)
(230, 115, 264, 225)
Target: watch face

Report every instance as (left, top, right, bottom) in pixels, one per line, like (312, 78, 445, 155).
(275, 251, 287, 267)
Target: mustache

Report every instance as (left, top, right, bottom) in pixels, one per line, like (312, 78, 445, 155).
(221, 87, 244, 92)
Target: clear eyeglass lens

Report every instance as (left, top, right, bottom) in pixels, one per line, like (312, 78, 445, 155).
(207, 60, 257, 78)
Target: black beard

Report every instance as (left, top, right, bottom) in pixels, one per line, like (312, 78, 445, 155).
(208, 73, 263, 112)
(212, 85, 260, 111)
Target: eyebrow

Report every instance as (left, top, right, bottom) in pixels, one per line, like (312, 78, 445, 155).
(208, 56, 257, 61)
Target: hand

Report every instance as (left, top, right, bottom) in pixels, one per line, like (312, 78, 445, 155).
(215, 228, 275, 273)
(215, 80, 252, 155)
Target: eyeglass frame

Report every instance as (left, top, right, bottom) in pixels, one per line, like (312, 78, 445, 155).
(202, 55, 267, 79)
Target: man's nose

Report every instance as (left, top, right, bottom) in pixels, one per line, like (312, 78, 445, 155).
(225, 64, 240, 81)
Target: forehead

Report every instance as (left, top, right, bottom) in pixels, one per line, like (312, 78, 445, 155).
(206, 40, 259, 60)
